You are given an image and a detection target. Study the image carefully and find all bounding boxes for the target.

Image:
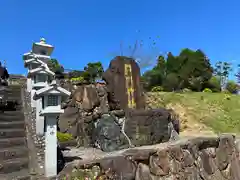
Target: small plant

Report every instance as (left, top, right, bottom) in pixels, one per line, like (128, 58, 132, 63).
(202, 88, 212, 93)
(151, 86, 164, 92)
(70, 76, 85, 84)
(57, 132, 73, 142)
(222, 90, 231, 94)
(224, 94, 231, 100)
(61, 166, 103, 180)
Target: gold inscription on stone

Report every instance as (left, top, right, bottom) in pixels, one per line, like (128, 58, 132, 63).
(124, 63, 136, 108)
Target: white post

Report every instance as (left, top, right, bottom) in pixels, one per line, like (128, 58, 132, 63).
(44, 115, 57, 177)
(27, 78, 32, 92)
(36, 98, 44, 135)
(31, 89, 36, 107)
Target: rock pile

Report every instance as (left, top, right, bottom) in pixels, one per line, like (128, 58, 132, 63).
(58, 56, 180, 152)
(59, 83, 180, 152)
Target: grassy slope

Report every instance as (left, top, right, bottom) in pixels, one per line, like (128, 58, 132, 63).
(146, 92, 240, 136)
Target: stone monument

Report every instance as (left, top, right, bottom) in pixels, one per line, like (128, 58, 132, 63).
(102, 56, 145, 110)
(102, 56, 178, 148)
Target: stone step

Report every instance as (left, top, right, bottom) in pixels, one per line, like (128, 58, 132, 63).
(0, 87, 21, 91)
(0, 121, 25, 129)
(0, 158, 29, 174)
(0, 129, 25, 139)
(0, 94, 21, 97)
(0, 85, 21, 90)
(0, 90, 21, 97)
(0, 90, 21, 93)
(0, 168, 30, 180)
(0, 98, 22, 103)
(8, 85, 22, 90)
(0, 115, 24, 122)
(0, 137, 26, 148)
(0, 146, 28, 161)
(0, 97, 22, 102)
(0, 110, 23, 116)
(0, 111, 24, 120)
(0, 90, 21, 94)
(0, 94, 20, 97)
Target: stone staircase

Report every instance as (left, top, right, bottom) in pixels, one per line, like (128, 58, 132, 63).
(0, 85, 30, 180)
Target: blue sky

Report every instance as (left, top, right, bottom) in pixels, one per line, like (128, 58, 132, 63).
(0, 0, 239, 80)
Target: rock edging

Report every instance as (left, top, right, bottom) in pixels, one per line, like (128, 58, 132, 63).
(58, 134, 240, 179)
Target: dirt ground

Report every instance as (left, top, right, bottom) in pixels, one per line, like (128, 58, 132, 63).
(166, 103, 217, 137)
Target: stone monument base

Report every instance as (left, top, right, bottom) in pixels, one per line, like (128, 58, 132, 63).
(93, 108, 179, 152)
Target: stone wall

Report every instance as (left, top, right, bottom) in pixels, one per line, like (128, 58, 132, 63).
(22, 84, 45, 176)
(58, 134, 240, 180)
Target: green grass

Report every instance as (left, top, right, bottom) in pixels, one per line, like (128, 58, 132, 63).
(147, 92, 240, 134)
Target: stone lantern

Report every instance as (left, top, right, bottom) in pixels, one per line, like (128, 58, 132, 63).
(23, 38, 54, 92)
(33, 81, 70, 177)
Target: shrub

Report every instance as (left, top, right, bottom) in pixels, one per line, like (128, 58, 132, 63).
(57, 132, 73, 142)
(151, 86, 164, 92)
(202, 88, 212, 93)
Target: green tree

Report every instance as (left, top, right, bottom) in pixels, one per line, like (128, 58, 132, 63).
(165, 49, 213, 91)
(155, 55, 166, 75)
(236, 64, 240, 84)
(188, 77, 204, 92)
(141, 49, 213, 92)
(141, 55, 166, 90)
(47, 59, 65, 79)
(162, 73, 179, 91)
(83, 62, 104, 83)
(47, 59, 64, 73)
(206, 76, 221, 92)
(165, 52, 178, 74)
(214, 61, 232, 91)
(141, 69, 162, 91)
(226, 80, 238, 94)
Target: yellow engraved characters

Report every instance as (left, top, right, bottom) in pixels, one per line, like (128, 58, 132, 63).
(124, 63, 136, 108)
